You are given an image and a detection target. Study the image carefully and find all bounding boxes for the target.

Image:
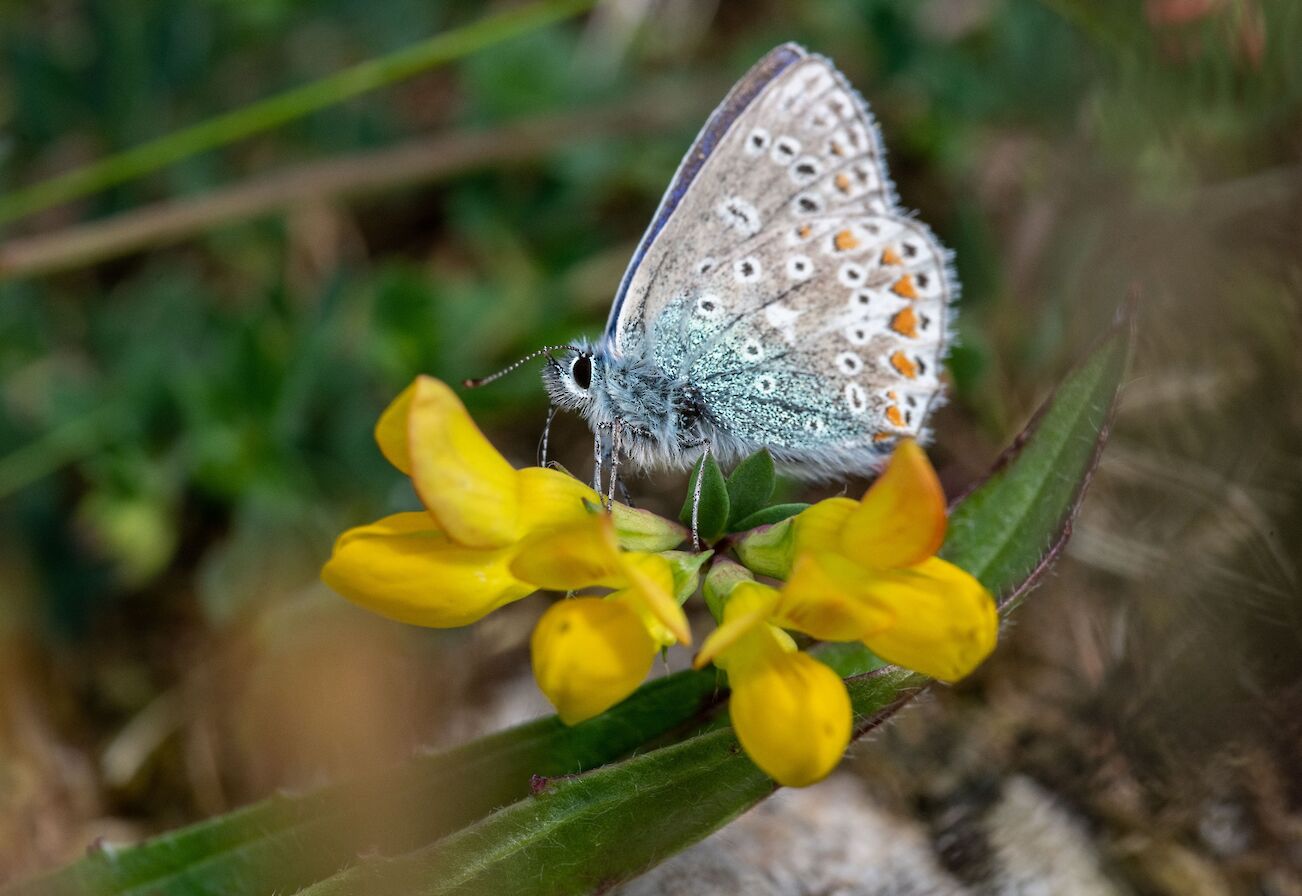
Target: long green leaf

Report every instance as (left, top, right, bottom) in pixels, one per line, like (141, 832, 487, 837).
(296, 320, 1130, 896)
(941, 318, 1130, 608)
(3, 669, 719, 896)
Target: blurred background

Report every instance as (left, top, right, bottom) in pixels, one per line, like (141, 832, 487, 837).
(1, 0, 1299, 892)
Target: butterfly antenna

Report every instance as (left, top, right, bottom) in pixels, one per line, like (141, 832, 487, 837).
(462, 345, 580, 388)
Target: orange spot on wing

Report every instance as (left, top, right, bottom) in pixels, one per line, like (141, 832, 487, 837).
(834, 173, 852, 193)
(891, 275, 919, 300)
(886, 390, 898, 401)
(885, 405, 905, 428)
(829, 140, 845, 157)
(834, 229, 859, 251)
(890, 351, 918, 379)
(797, 224, 812, 239)
(873, 432, 894, 443)
(880, 247, 903, 266)
(890, 307, 919, 338)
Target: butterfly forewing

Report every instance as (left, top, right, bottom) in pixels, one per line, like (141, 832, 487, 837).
(609, 45, 956, 475)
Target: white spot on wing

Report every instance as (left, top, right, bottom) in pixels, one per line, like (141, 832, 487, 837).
(745, 127, 771, 156)
(695, 295, 723, 318)
(785, 255, 813, 280)
(789, 156, 822, 186)
(836, 351, 864, 375)
(764, 303, 803, 344)
(772, 136, 801, 164)
(716, 196, 761, 236)
(837, 262, 867, 287)
(733, 257, 762, 283)
(845, 382, 868, 414)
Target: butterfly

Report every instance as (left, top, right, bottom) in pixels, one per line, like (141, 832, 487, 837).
(470, 43, 955, 510)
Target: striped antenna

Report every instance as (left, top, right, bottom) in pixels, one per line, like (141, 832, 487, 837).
(462, 345, 581, 388)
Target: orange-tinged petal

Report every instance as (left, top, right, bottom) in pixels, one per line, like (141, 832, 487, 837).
(859, 557, 998, 682)
(509, 513, 623, 591)
(321, 512, 534, 628)
(374, 380, 416, 475)
(792, 497, 857, 556)
(619, 552, 692, 646)
(694, 581, 780, 669)
(775, 552, 894, 642)
(531, 596, 658, 725)
(729, 648, 852, 787)
(517, 466, 600, 534)
(406, 376, 520, 549)
(840, 439, 946, 569)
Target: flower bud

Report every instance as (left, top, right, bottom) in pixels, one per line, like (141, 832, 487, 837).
(531, 596, 658, 725)
(702, 558, 756, 623)
(733, 517, 797, 579)
(610, 503, 688, 552)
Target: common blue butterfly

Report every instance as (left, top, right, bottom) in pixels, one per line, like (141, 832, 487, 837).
(472, 44, 955, 506)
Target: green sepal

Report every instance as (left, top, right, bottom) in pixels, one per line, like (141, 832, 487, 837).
(659, 550, 712, 604)
(733, 515, 798, 579)
(723, 449, 775, 529)
(729, 502, 809, 532)
(702, 558, 755, 624)
(678, 453, 729, 543)
(610, 502, 688, 552)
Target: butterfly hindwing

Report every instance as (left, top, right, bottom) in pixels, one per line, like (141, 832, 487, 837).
(608, 46, 956, 475)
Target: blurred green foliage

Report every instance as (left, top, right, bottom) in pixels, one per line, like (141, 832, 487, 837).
(3, 0, 1299, 635)
(1, 16, 1300, 879)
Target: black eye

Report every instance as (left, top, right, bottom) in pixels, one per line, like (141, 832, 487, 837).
(571, 354, 592, 390)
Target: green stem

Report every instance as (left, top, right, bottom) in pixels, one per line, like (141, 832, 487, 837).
(0, 0, 596, 227)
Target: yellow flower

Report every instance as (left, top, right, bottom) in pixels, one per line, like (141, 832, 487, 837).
(776, 439, 998, 682)
(694, 578, 851, 787)
(322, 375, 684, 629)
(520, 512, 692, 723)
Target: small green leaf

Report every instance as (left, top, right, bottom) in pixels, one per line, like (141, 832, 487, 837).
(678, 453, 729, 543)
(729, 502, 810, 533)
(724, 449, 775, 528)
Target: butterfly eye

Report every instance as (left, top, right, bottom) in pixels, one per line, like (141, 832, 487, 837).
(571, 354, 593, 390)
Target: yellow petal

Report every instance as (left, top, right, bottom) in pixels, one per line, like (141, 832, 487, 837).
(775, 552, 894, 642)
(531, 596, 658, 725)
(840, 439, 946, 569)
(619, 551, 692, 646)
(517, 466, 600, 533)
(374, 380, 416, 475)
(321, 512, 533, 628)
(406, 376, 520, 549)
(791, 497, 857, 556)
(860, 557, 998, 682)
(729, 648, 852, 787)
(694, 581, 780, 669)
(510, 513, 623, 591)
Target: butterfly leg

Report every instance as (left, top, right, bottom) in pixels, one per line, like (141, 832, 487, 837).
(592, 425, 605, 495)
(538, 404, 558, 468)
(606, 419, 624, 510)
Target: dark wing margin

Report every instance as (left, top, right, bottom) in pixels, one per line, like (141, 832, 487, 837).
(602, 42, 808, 343)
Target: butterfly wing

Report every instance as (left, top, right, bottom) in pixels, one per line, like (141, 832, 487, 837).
(609, 46, 956, 477)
